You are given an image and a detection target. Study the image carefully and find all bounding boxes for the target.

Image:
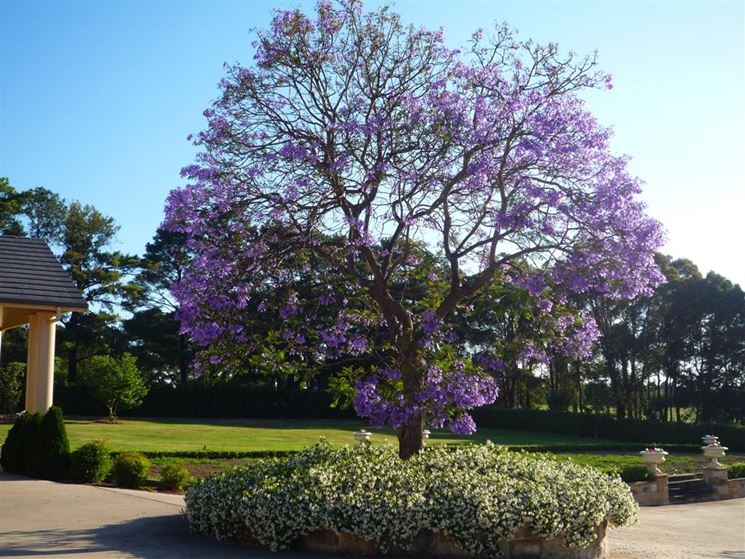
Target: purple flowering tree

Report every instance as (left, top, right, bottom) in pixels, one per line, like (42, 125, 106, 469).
(165, 0, 663, 458)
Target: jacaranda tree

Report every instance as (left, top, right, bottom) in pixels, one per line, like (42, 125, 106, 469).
(165, 0, 664, 458)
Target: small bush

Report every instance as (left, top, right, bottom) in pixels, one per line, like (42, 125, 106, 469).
(111, 451, 150, 488)
(159, 462, 190, 491)
(616, 464, 651, 483)
(727, 462, 745, 479)
(186, 442, 638, 554)
(20, 413, 43, 475)
(0, 362, 24, 414)
(27, 406, 71, 480)
(68, 441, 111, 483)
(1, 413, 30, 473)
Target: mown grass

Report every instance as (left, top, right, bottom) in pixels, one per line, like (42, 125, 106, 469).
(4, 416, 740, 488)
(0, 417, 624, 452)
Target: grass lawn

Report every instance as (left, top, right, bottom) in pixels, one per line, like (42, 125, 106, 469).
(0, 416, 623, 452)
(3, 416, 743, 487)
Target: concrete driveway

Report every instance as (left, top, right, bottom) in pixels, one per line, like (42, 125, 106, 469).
(1, 471, 743, 558)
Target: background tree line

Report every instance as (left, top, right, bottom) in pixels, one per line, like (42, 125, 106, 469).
(1, 178, 743, 424)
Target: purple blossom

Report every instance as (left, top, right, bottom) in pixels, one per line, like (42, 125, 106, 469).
(163, 1, 663, 444)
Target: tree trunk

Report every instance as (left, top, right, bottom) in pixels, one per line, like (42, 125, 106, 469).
(178, 335, 189, 385)
(397, 413, 424, 460)
(68, 346, 78, 383)
(67, 313, 79, 382)
(397, 343, 425, 460)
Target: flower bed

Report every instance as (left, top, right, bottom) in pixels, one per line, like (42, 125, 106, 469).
(185, 442, 637, 558)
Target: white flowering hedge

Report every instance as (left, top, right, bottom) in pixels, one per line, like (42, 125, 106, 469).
(185, 442, 637, 557)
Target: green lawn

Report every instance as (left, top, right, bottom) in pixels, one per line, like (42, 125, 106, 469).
(4, 417, 742, 487)
(0, 416, 623, 452)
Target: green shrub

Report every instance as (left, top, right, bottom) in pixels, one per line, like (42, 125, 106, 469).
(68, 441, 111, 483)
(0, 362, 24, 414)
(1, 413, 30, 473)
(727, 462, 745, 479)
(27, 406, 71, 480)
(20, 413, 42, 476)
(111, 451, 150, 488)
(471, 407, 745, 452)
(185, 442, 638, 555)
(159, 462, 190, 491)
(616, 464, 651, 483)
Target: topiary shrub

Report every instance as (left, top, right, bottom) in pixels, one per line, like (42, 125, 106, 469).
(727, 462, 745, 479)
(27, 406, 71, 480)
(111, 451, 150, 488)
(186, 442, 638, 556)
(1, 413, 30, 473)
(20, 413, 42, 476)
(159, 462, 190, 491)
(68, 441, 111, 483)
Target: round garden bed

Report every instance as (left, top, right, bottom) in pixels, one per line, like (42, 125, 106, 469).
(184, 442, 637, 558)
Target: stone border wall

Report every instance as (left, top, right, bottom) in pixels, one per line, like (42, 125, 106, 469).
(630, 469, 745, 506)
(301, 522, 609, 559)
(630, 474, 668, 506)
(703, 468, 745, 501)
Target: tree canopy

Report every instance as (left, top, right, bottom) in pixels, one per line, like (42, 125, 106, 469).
(165, 0, 663, 457)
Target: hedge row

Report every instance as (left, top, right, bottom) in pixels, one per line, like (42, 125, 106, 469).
(55, 383, 355, 419)
(472, 407, 745, 452)
(125, 443, 703, 461)
(118, 449, 298, 460)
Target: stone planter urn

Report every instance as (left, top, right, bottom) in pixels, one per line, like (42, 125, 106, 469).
(353, 429, 372, 445)
(701, 434, 719, 446)
(702, 443, 728, 469)
(639, 448, 668, 475)
(422, 430, 431, 445)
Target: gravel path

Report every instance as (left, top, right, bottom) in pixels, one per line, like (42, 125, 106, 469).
(607, 498, 745, 559)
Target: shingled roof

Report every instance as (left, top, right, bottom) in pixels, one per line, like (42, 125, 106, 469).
(0, 235, 87, 311)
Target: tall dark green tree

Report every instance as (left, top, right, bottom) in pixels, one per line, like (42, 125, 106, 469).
(19, 187, 67, 244)
(59, 202, 139, 381)
(0, 178, 25, 235)
(124, 228, 194, 385)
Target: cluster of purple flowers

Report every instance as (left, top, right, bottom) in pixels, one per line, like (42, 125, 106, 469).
(163, 1, 664, 436)
(353, 364, 498, 435)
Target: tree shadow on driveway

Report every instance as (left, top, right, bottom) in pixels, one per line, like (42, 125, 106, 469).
(0, 514, 333, 559)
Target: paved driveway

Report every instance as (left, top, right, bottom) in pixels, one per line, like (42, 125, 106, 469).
(1, 471, 743, 558)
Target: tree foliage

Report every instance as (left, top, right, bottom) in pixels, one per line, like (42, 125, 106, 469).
(79, 353, 148, 421)
(165, 1, 663, 457)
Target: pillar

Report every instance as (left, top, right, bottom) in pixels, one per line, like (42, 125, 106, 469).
(25, 313, 40, 412)
(25, 311, 57, 413)
(0, 306, 4, 367)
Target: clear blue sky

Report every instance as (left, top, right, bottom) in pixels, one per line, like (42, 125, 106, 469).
(1, 0, 743, 285)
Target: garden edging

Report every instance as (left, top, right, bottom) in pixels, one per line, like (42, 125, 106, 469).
(301, 522, 609, 558)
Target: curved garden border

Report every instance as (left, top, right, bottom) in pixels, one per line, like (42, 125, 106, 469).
(300, 522, 609, 558)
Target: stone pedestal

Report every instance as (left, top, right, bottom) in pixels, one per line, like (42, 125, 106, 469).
(703, 466, 728, 487)
(629, 474, 669, 506)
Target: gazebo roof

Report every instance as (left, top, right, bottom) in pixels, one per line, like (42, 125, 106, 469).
(0, 235, 87, 312)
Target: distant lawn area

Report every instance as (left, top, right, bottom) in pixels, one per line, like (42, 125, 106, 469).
(0, 417, 624, 452)
(3, 417, 742, 484)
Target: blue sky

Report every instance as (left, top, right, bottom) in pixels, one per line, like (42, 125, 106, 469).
(1, 0, 743, 285)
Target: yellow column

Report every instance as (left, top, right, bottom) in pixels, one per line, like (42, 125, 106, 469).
(35, 311, 58, 413)
(25, 313, 40, 412)
(0, 306, 4, 365)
